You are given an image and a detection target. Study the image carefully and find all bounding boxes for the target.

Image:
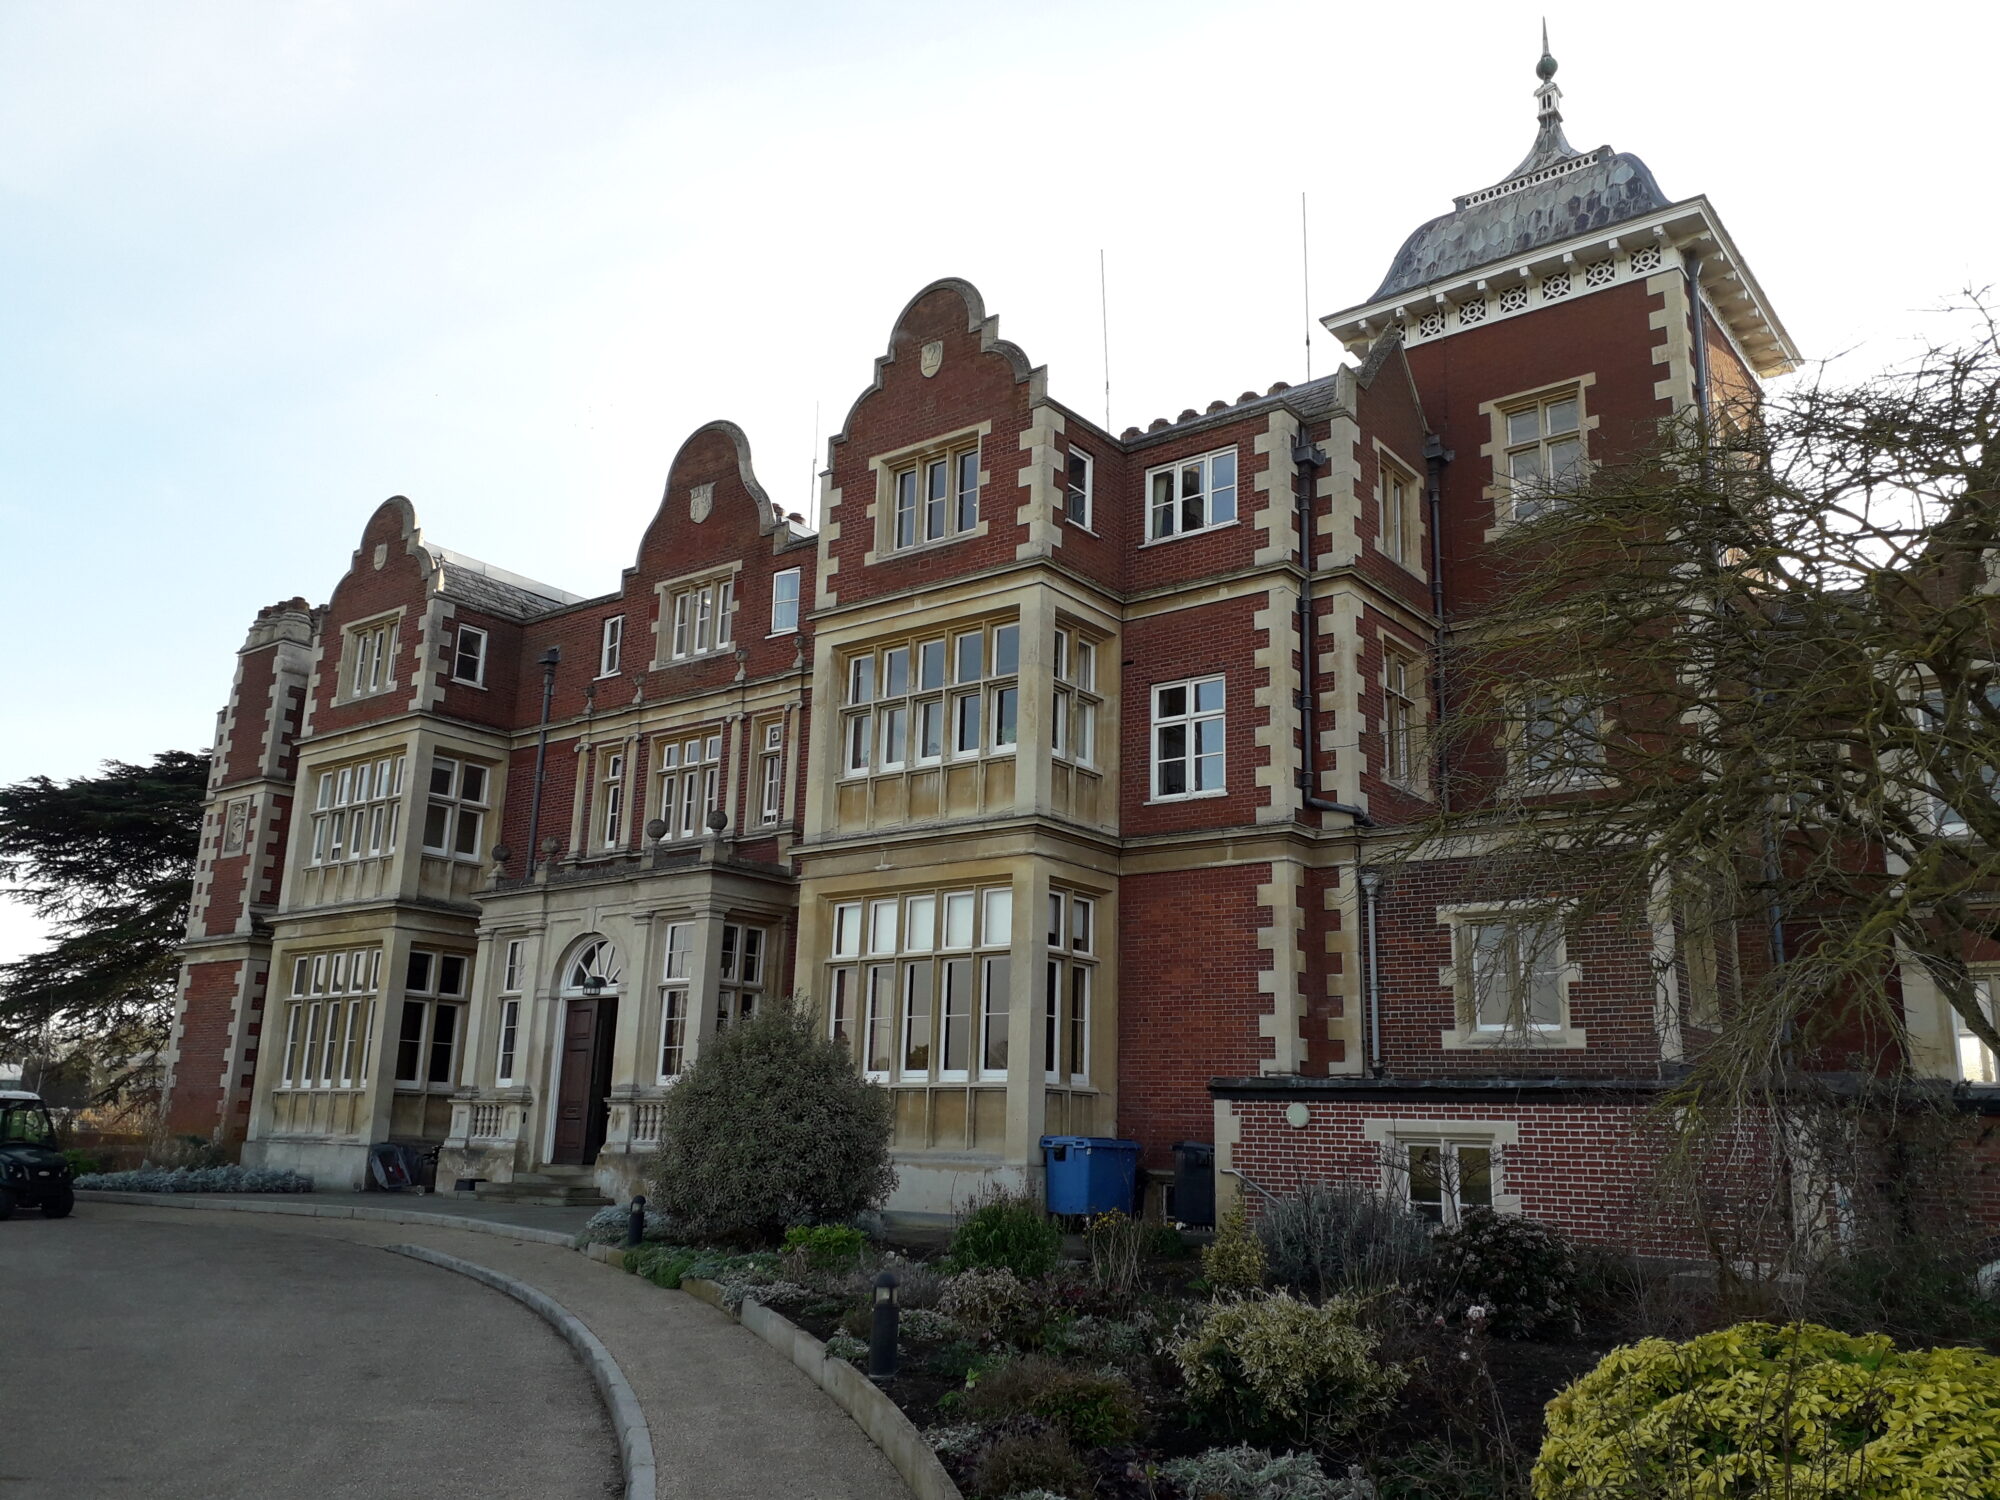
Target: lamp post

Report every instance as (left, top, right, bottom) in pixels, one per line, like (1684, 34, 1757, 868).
(868, 1270, 899, 1383)
(626, 1194, 647, 1249)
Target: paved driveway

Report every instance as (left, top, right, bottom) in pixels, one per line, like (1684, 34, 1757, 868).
(0, 1208, 621, 1499)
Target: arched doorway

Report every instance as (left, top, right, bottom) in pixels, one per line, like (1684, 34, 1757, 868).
(551, 937, 622, 1166)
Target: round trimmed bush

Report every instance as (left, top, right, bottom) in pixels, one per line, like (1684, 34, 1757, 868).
(1424, 1208, 1577, 1338)
(949, 1187, 1063, 1279)
(646, 999, 895, 1242)
(1535, 1320, 2000, 1499)
(1171, 1292, 1405, 1446)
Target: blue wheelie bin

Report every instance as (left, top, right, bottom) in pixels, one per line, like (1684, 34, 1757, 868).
(1041, 1135, 1141, 1215)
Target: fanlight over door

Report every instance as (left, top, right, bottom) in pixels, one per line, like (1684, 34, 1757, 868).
(563, 938, 622, 995)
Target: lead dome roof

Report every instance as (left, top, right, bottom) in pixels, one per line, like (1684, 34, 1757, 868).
(1369, 43, 1673, 302)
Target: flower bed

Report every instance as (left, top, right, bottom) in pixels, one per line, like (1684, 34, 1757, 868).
(75, 1164, 313, 1194)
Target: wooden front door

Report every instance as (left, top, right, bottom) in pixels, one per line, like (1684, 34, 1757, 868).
(552, 996, 617, 1166)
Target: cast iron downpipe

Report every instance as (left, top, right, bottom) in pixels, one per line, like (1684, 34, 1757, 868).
(1359, 868, 1385, 1076)
(1291, 429, 1373, 827)
(525, 646, 560, 875)
(1422, 432, 1452, 811)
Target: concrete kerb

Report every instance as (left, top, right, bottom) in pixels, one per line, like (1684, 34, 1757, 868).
(74, 1190, 577, 1245)
(586, 1246, 960, 1500)
(386, 1243, 656, 1500)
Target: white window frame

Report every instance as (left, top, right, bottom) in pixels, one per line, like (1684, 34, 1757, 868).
(758, 721, 784, 826)
(308, 754, 404, 867)
(346, 618, 395, 699)
(1064, 447, 1094, 530)
(1145, 447, 1238, 542)
(495, 998, 521, 1086)
(1150, 675, 1227, 801)
(770, 567, 801, 635)
(1379, 456, 1417, 569)
(654, 734, 720, 841)
(658, 922, 693, 1081)
(599, 616, 624, 677)
(841, 623, 1018, 780)
(889, 441, 982, 552)
(666, 577, 736, 663)
(1515, 687, 1605, 789)
(452, 625, 488, 688)
(421, 755, 489, 861)
(394, 948, 469, 1088)
(1437, 904, 1585, 1051)
(1503, 391, 1585, 521)
(597, 750, 626, 850)
(1384, 651, 1419, 786)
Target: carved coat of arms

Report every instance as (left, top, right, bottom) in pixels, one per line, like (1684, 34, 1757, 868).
(920, 340, 944, 378)
(689, 482, 714, 523)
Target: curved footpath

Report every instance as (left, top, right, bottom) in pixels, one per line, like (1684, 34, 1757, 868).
(41, 1200, 912, 1500)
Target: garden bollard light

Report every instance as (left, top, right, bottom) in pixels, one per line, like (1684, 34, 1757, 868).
(627, 1194, 646, 1249)
(868, 1270, 899, 1383)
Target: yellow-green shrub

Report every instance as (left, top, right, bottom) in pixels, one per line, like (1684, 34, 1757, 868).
(1171, 1292, 1405, 1445)
(1535, 1320, 2000, 1500)
(1203, 1202, 1268, 1293)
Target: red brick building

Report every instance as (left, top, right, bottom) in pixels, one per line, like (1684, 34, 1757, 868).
(165, 50, 1848, 1231)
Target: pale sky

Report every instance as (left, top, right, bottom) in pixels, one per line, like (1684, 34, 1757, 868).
(2, 0, 1993, 966)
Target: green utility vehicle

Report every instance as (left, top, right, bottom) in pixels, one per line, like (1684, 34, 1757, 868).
(0, 1090, 75, 1219)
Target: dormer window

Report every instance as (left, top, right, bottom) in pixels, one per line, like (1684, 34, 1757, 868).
(346, 618, 395, 699)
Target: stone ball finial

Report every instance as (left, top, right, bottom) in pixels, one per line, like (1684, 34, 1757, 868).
(1537, 50, 1557, 81)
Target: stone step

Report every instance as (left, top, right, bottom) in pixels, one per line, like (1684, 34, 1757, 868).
(473, 1173, 613, 1207)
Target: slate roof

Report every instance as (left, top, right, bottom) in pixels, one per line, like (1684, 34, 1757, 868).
(433, 549, 583, 622)
(1368, 51, 1673, 303)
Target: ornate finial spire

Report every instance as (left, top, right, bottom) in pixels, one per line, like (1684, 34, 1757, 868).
(1535, 21, 1563, 122)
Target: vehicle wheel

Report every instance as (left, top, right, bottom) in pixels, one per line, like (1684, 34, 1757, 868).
(0, 1187, 14, 1221)
(41, 1185, 74, 1219)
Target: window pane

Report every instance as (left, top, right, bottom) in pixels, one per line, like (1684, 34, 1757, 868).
(881, 705, 908, 765)
(833, 903, 861, 959)
(954, 693, 980, 753)
(396, 1000, 426, 1081)
(866, 965, 895, 1074)
(1507, 409, 1539, 445)
(992, 687, 1018, 748)
(452, 808, 481, 857)
(943, 891, 974, 948)
(895, 469, 918, 548)
(1406, 1144, 1443, 1222)
(992, 624, 1020, 676)
(918, 639, 945, 690)
(1459, 1146, 1493, 1208)
(438, 955, 467, 995)
(903, 965, 933, 1073)
(1068, 965, 1090, 1082)
(883, 647, 909, 698)
(1549, 436, 1582, 485)
(1210, 451, 1236, 524)
(981, 887, 1012, 947)
(1157, 685, 1187, 719)
(1194, 678, 1225, 714)
(1150, 470, 1177, 536)
(430, 760, 454, 796)
(905, 895, 936, 952)
(1546, 397, 1578, 434)
(1181, 464, 1205, 531)
(427, 1004, 458, 1084)
(1071, 898, 1093, 955)
(848, 657, 874, 705)
(1047, 893, 1063, 949)
(918, 699, 943, 759)
(1045, 960, 1062, 1080)
(955, 633, 982, 683)
(982, 955, 1011, 1073)
(870, 900, 898, 955)
(955, 450, 979, 530)
(423, 803, 450, 850)
(406, 951, 433, 994)
(941, 959, 972, 1074)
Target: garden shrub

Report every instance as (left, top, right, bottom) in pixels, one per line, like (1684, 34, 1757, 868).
(823, 1331, 868, 1363)
(940, 1266, 1039, 1341)
(1202, 1202, 1268, 1293)
(1259, 1182, 1433, 1300)
(1534, 1320, 2000, 1500)
(578, 1202, 676, 1246)
(1041, 1313, 1153, 1366)
(61, 1149, 105, 1177)
(1171, 1292, 1405, 1445)
(898, 1307, 962, 1342)
(837, 1256, 948, 1310)
(783, 1223, 868, 1270)
(1158, 1444, 1369, 1500)
(966, 1355, 1143, 1447)
(646, 999, 895, 1243)
(1144, 1222, 1192, 1259)
(968, 1429, 1090, 1500)
(1085, 1209, 1146, 1298)
(75, 1165, 311, 1193)
(950, 1186, 1064, 1279)
(1424, 1209, 1577, 1339)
